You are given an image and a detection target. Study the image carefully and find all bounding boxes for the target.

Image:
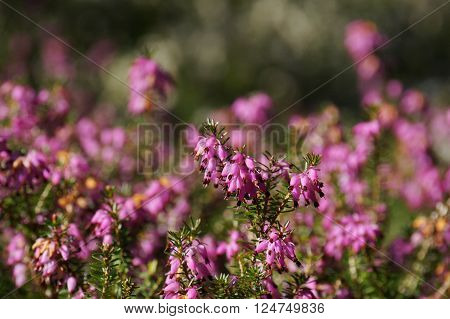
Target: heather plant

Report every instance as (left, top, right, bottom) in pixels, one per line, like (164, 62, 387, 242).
(0, 18, 449, 300)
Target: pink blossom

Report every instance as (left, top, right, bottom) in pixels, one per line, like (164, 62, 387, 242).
(231, 92, 272, 124)
(194, 136, 228, 187)
(262, 277, 282, 298)
(91, 209, 113, 244)
(255, 226, 300, 271)
(290, 167, 324, 208)
(294, 277, 318, 299)
(221, 151, 266, 204)
(217, 230, 241, 260)
(128, 57, 173, 114)
(400, 89, 426, 114)
(186, 287, 198, 299)
(185, 242, 212, 280)
(345, 20, 383, 60)
(325, 213, 379, 260)
(67, 276, 77, 293)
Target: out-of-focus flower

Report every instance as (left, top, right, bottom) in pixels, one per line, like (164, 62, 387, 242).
(377, 103, 398, 127)
(7, 233, 28, 287)
(356, 55, 381, 80)
(7, 233, 27, 265)
(12, 264, 27, 287)
(1, 149, 50, 191)
(260, 156, 290, 181)
(294, 277, 318, 299)
(231, 93, 272, 124)
(142, 179, 172, 217)
(386, 80, 403, 99)
(429, 108, 450, 163)
(389, 238, 414, 264)
(42, 38, 74, 79)
(345, 20, 383, 60)
(217, 230, 242, 260)
(91, 209, 114, 245)
(67, 276, 77, 293)
(400, 89, 426, 114)
(262, 277, 282, 298)
(131, 229, 162, 266)
(128, 57, 173, 114)
(325, 213, 379, 260)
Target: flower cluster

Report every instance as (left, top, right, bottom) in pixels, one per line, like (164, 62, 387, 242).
(91, 209, 114, 245)
(0, 147, 50, 193)
(255, 225, 301, 271)
(0, 18, 449, 300)
(325, 213, 379, 260)
(290, 168, 325, 208)
(163, 239, 214, 299)
(194, 135, 228, 187)
(221, 151, 267, 204)
(7, 233, 28, 286)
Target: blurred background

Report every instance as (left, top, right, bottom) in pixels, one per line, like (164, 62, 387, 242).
(0, 0, 449, 124)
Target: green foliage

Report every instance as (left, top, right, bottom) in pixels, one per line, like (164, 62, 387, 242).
(303, 153, 322, 169)
(87, 244, 120, 298)
(135, 260, 164, 299)
(87, 243, 135, 299)
(167, 218, 202, 250)
(206, 266, 267, 299)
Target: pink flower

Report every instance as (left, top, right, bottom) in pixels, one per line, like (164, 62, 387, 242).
(389, 238, 413, 264)
(142, 180, 172, 217)
(185, 242, 212, 280)
(353, 120, 380, 139)
(91, 209, 113, 244)
(131, 229, 162, 266)
(12, 264, 27, 287)
(259, 156, 290, 181)
(163, 240, 214, 298)
(356, 55, 381, 80)
(345, 20, 383, 60)
(128, 57, 173, 114)
(32, 238, 60, 279)
(221, 151, 266, 204)
(290, 168, 324, 208)
(262, 277, 282, 298)
(386, 79, 403, 99)
(7, 233, 27, 265)
(231, 92, 272, 124)
(186, 287, 198, 299)
(325, 213, 379, 260)
(394, 119, 428, 154)
(255, 226, 300, 271)
(294, 277, 318, 299)
(67, 224, 90, 260)
(400, 89, 426, 114)
(163, 276, 181, 299)
(67, 276, 77, 293)
(194, 136, 228, 187)
(1, 150, 50, 191)
(217, 230, 241, 260)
